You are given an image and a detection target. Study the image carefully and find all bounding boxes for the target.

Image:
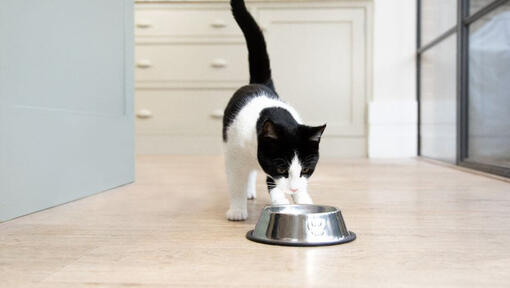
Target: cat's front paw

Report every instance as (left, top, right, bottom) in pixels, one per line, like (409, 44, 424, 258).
(247, 190, 256, 200)
(226, 208, 248, 221)
(270, 188, 290, 205)
(271, 197, 290, 205)
(293, 192, 313, 204)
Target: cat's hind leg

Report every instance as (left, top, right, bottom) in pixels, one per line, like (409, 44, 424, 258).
(246, 170, 257, 200)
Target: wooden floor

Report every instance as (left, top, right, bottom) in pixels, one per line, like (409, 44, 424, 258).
(1, 156, 510, 287)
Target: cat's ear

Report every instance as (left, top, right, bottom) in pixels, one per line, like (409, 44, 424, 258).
(308, 124, 326, 142)
(261, 120, 278, 139)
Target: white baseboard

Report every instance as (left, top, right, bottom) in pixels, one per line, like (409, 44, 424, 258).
(368, 100, 417, 158)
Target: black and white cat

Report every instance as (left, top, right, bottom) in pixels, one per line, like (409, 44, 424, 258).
(223, 0, 326, 221)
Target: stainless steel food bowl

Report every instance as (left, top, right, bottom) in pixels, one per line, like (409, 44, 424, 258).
(246, 204, 356, 246)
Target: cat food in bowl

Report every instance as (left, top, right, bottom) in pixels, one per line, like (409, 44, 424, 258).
(246, 204, 356, 246)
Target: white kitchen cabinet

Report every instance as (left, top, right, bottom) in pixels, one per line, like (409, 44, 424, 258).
(135, 0, 372, 156)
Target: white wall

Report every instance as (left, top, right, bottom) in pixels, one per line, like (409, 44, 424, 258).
(369, 0, 417, 158)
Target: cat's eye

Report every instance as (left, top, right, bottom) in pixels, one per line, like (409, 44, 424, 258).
(276, 168, 287, 174)
(302, 168, 311, 173)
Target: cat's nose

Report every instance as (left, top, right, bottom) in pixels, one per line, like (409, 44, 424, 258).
(290, 188, 298, 193)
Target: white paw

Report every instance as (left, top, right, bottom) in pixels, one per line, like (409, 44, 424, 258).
(226, 208, 248, 221)
(271, 197, 290, 205)
(293, 193, 313, 204)
(270, 188, 290, 205)
(247, 190, 256, 200)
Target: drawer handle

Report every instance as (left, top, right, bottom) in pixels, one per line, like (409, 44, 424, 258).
(211, 58, 227, 68)
(210, 19, 227, 28)
(210, 109, 224, 119)
(136, 59, 152, 69)
(136, 109, 153, 119)
(136, 21, 153, 29)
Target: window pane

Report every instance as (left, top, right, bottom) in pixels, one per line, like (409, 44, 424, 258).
(470, 0, 510, 16)
(467, 6, 510, 168)
(421, 35, 457, 162)
(421, 0, 457, 45)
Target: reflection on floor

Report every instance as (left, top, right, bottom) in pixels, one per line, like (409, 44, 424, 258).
(1, 156, 509, 287)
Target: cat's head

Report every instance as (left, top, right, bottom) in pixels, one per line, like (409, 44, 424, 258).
(257, 118, 326, 195)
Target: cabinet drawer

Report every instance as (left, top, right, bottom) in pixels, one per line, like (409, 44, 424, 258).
(135, 6, 242, 37)
(135, 89, 234, 136)
(135, 43, 248, 82)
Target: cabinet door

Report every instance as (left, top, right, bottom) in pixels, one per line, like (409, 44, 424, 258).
(135, 88, 234, 154)
(0, 0, 134, 221)
(259, 7, 368, 156)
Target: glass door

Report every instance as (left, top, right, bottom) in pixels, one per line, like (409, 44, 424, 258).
(464, 2, 510, 174)
(417, 0, 510, 177)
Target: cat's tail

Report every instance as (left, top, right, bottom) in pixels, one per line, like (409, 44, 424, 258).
(231, 0, 275, 93)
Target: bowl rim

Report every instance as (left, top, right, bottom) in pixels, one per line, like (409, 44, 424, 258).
(262, 204, 340, 216)
(246, 230, 356, 247)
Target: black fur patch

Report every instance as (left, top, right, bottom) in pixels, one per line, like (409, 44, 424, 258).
(256, 108, 326, 180)
(226, 0, 326, 187)
(222, 84, 277, 141)
(231, 0, 274, 92)
(224, 0, 279, 142)
(266, 176, 276, 191)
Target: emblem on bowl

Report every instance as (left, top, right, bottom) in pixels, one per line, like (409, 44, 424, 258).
(306, 217, 326, 236)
